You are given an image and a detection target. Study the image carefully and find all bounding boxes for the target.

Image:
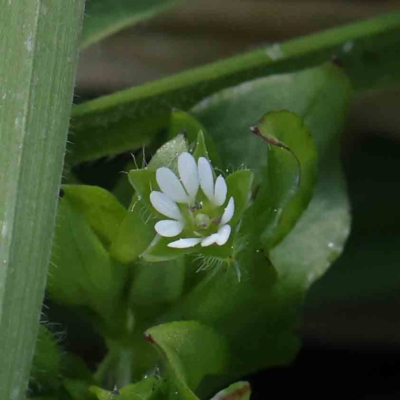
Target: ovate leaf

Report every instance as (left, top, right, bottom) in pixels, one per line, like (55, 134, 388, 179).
(30, 326, 61, 393)
(145, 321, 228, 399)
(130, 257, 186, 306)
(225, 170, 254, 227)
(62, 185, 126, 247)
(48, 198, 126, 324)
(249, 111, 317, 249)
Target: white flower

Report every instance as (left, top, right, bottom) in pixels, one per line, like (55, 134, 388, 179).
(149, 152, 235, 249)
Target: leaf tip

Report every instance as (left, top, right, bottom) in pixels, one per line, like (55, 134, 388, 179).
(144, 332, 156, 344)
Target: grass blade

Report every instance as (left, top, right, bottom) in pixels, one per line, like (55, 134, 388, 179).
(0, 0, 85, 397)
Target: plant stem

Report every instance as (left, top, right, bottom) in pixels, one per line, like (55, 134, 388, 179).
(69, 12, 400, 165)
(0, 0, 85, 398)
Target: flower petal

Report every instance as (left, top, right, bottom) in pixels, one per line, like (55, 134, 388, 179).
(201, 233, 219, 247)
(155, 220, 184, 237)
(168, 238, 202, 248)
(150, 191, 182, 220)
(220, 197, 235, 225)
(198, 157, 214, 201)
(156, 167, 189, 203)
(214, 175, 227, 206)
(178, 152, 199, 200)
(216, 224, 231, 245)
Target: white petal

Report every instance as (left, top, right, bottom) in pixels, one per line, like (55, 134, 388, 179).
(216, 225, 231, 245)
(155, 220, 184, 237)
(168, 238, 202, 248)
(214, 175, 227, 206)
(201, 234, 219, 247)
(178, 152, 199, 200)
(220, 197, 235, 225)
(156, 167, 189, 203)
(198, 157, 214, 201)
(150, 191, 182, 220)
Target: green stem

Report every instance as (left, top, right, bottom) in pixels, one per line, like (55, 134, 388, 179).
(69, 12, 400, 165)
(0, 0, 85, 398)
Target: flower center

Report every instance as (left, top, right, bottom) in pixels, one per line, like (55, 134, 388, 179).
(194, 213, 211, 230)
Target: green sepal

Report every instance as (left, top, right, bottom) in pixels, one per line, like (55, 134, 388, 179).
(167, 109, 220, 165)
(192, 130, 209, 160)
(128, 169, 157, 214)
(141, 235, 194, 262)
(148, 132, 188, 172)
(196, 232, 236, 261)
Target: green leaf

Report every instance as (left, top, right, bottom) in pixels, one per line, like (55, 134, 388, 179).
(110, 195, 156, 264)
(69, 13, 400, 165)
(249, 111, 317, 249)
(81, 0, 181, 49)
(130, 258, 186, 306)
(0, 1, 85, 398)
(90, 386, 117, 400)
(162, 250, 277, 395)
(64, 379, 94, 400)
(166, 109, 205, 142)
(63, 185, 126, 247)
(30, 326, 61, 393)
(90, 379, 166, 400)
(48, 198, 127, 325)
(209, 382, 251, 400)
(225, 170, 254, 228)
(145, 321, 228, 399)
(112, 160, 136, 208)
(119, 376, 166, 399)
